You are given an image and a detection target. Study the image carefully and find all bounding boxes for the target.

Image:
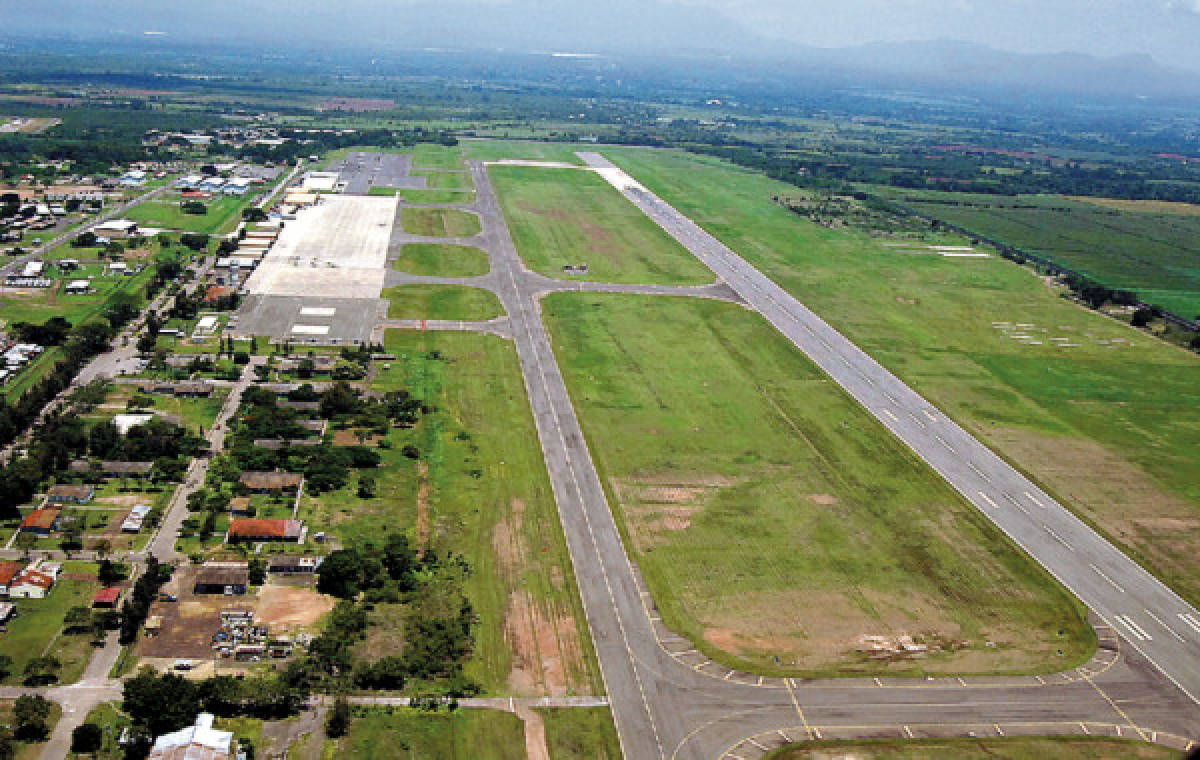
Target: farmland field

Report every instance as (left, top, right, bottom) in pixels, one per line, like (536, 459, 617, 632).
(299, 330, 601, 695)
(401, 208, 482, 237)
(392, 243, 490, 277)
(603, 147, 1200, 608)
(764, 737, 1178, 759)
(879, 189, 1200, 319)
(383, 284, 504, 321)
(490, 165, 715, 285)
(544, 293, 1092, 676)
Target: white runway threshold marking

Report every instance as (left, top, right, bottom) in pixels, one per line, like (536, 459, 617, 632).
(978, 491, 1000, 509)
(1179, 613, 1200, 635)
(1114, 615, 1153, 641)
(299, 306, 337, 316)
(291, 325, 331, 335)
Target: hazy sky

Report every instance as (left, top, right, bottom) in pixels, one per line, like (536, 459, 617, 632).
(6, 0, 1200, 72)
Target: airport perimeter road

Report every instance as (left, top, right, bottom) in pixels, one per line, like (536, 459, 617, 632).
(579, 152, 1200, 711)
(463, 162, 1200, 759)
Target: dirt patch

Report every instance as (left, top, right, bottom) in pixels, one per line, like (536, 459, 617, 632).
(332, 428, 382, 446)
(522, 203, 618, 253)
(614, 474, 736, 549)
(504, 591, 584, 697)
(494, 498, 587, 696)
(96, 494, 154, 507)
(255, 584, 334, 631)
(416, 462, 431, 555)
(808, 493, 839, 505)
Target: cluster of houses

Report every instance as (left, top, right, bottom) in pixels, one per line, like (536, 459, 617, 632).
(0, 559, 60, 600)
(174, 174, 259, 196)
(4, 259, 52, 288)
(0, 342, 45, 382)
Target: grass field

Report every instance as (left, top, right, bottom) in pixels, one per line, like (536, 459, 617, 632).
(124, 194, 248, 235)
(392, 244, 490, 277)
(2, 699, 62, 760)
(401, 208, 482, 237)
(764, 737, 1178, 759)
(880, 189, 1200, 319)
(97, 384, 228, 433)
(490, 165, 715, 285)
(300, 330, 600, 695)
(383, 285, 504, 321)
(412, 169, 474, 190)
(0, 561, 102, 686)
(400, 189, 478, 204)
(328, 708, 524, 759)
(539, 707, 621, 760)
(464, 139, 587, 165)
(604, 148, 1200, 608)
(544, 293, 1092, 676)
(412, 143, 467, 169)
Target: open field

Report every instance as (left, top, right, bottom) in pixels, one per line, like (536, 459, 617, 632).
(124, 194, 249, 235)
(96, 383, 228, 433)
(464, 139, 588, 165)
(543, 293, 1091, 676)
(491, 165, 715, 285)
(764, 737, 1179, 759)
(0, 561, 102, 686)
(880, 189, 1200, 319)
(402, 189, 477, 204)
(539, 707, 621, 760)
(299, 330, 600, 695)
(383, 284, 504, 321)
(327, 708, 524, 759)
(392, 243, 490, 277)
(401, 207, 482, 237)
(412, 169, 474, 189)
(605, 147, 1200, 608)
(412, 143, 467, 169)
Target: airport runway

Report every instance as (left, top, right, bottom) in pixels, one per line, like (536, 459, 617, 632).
(441, 161, 1200, 758)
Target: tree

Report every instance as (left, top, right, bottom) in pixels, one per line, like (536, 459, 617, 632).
(326, 697, 351, 738)
(0, 655, 12, 680)
(357, 475, 376, 499)
(122, 668, 200, 736)
(64, 605, 93, 633)
(22, 656, 61, 686)
(93, 538, 112, 559)
(98, 559, 127, 585)
(12, 694, 52, 740)
(248, 557, 266, 586)
(71, 723, 103, 754)
(242, 207, 267, 222)
(1131, 307, 1155, 328)
(316, 550, 364, 598)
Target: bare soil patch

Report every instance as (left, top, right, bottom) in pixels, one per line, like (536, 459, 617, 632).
(256, 584, 334, 631)
(416, 461, 431, 555)
(97, 493, 154, 507)
(614, 474, 735, 549)
(332, 428, 383, 446)
(808, 493, 839, 505)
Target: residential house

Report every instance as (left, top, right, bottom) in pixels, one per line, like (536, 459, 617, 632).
(19, 507, 61, 535)
(46, 484, 93, 505)
(0, 561, 25, 596)
(193, 562, 249, 595)
(9, 561, 60, 599)
(93, 587, 122, 608)
(227, 518, 305, 543)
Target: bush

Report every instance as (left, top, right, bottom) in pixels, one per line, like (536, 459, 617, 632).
(71, 723, 103, 753)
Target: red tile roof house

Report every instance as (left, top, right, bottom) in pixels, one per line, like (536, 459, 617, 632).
(19, 507, 61, 536)
(0, 561, 25, 596)
(226, 518, 305, 543)
(93, 587, 122, 608)
(9, 561, 60, 599)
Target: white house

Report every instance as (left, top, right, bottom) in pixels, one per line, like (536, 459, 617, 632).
(8, 561, 61, 599)
(149, 713, 233, 760)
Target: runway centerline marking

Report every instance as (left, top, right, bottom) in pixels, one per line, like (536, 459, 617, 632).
(1043, 524, 1074, 551)
(1179, 613, 1200, 634)
(1089, 564, 1126, 593)
(1024, 491, 1045, 508)
(978, 491, 1000, 509)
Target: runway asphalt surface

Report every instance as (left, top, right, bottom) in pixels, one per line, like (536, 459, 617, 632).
(382, 161, 1200, 758)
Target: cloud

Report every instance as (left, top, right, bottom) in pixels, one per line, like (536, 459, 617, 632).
(1167, 0, 1200, 11)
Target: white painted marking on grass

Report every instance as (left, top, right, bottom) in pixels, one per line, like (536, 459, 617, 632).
(1115, 615, 1153, 641)
(1043, 525, 1073, 551)
(1144, 609, 1186, 642)
(1178, 613, 1200, 634)
(1089, 564, 1126, 593)
(978, 491, 999, 509)
(1025, 491, 1045, 508)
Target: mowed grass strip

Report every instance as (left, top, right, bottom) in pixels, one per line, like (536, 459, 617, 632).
(412, 169, 475, 190)
(124, 195, 248, 235)
(300, 331, 601, 695)
(538, 707, 621, 760)
(605, 147, 1200, 606)
(764, 737, 1179, 760)
(327, 708, 524, 759)
(401, 208, 482, 237)
(544, 293, 1092, 677)
(412, 143, 466, 169)
(464, 139, 587, 165)
(384, 285, 504, 321)
(489, 165, 715, 285)
(400, 189, 477, 205)
(392, 244, 490, 277)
